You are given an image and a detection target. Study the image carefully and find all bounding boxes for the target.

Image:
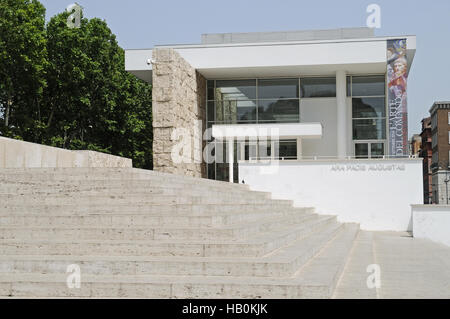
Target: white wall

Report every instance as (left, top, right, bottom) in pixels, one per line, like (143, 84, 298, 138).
(239, 158, 423, 231)
(412, 205, 450, 247)
(0, 137, 132, 168)
(300, 98, 337, 157)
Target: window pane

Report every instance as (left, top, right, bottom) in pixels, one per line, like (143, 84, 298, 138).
(215, 80, 256, 101)
(215, 163, 229, 182)
(217, 100, 257, 123)
(351, 76, 385, 96)
(347, 76, 351, 97)
(258, 79, 299, 99)
(301, 77, 336, 98)
(207, 163, 215, 180)
(355, 143, 369, 159)
(207, 80, 215, 100)
(207, 101, 215, 122)
(352, 97, 386, 119)
(245, 144, 257, 161)
(276, 140, 297, 160)
(371, 143, 385, 158)
(258, 99, 299, 123)
(353, 119, 386, 140)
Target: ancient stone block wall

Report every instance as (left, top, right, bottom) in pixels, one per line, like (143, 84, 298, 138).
(152, 48, 206, 178)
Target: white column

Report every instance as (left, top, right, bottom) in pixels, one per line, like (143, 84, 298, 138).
(228, 139, 234, 183)
(297, 138, 302, 160)
(336, 70, 347, 158)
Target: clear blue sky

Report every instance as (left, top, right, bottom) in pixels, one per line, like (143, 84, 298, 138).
(39, 0, 450, 135)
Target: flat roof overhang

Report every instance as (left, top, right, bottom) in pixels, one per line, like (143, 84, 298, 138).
(211, 123, 323, 140)
(125, 35, 416, 83)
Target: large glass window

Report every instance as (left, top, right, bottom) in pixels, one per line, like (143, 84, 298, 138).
(216, 100, 257, 123)
(349, 75, 387, 157)
(207, 78, 300, 125)
(301, 77, 336, 98)
(352, 119, 386, 140)
(214, 80, 256, 101)
(258, 99, 299, 123)
(351, 76, 385, 96)
(354, 142, 385, 159)
(258, 79, 299, 99)
(352, 98, 386, 119)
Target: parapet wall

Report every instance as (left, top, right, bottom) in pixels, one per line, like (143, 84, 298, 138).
(239, 158, 424, 231)
(0, 137, 132, 168)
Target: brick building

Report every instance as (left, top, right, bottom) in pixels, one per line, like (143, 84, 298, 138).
(430, 102, 450, 204)
(419, 117, 432, 203)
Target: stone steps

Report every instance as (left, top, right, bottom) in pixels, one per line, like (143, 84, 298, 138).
(0, 181, 254, 195)
(0, 209, 315, 228)
(0, 188, 272, 200)
(0, 215, 334, 258)
(0, 167, 359, 298)
(1, 203, 300, 216)
(0, 195, 289, 206)
(0, 168, 250, 189)
(0, 212, 321, 241)
(0, 225, 359, 298)
(0, 222, 343, 278)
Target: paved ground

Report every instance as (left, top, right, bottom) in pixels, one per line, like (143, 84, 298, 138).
(334, 231, 450, 299)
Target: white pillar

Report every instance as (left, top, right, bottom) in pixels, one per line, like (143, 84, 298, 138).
(297, 137, 302, 160)
(336, 70, 347, 158)
(228, 139, 234, 183)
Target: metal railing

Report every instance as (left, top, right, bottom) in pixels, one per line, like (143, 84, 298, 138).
(245, 154, 419, 162)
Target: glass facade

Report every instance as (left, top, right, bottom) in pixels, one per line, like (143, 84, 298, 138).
(348, 75, 387, 158)
(206, 75, 387, 180)
(206, 77, 337, 128)
(300, 77, 336, 98)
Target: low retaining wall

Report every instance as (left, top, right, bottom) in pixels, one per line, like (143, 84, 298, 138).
(412, 205, 450, 247)
(0, 137, 132, 168)
(239, 158, 423, 231)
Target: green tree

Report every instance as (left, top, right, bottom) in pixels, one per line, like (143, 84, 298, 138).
(44, 9, 152, 168)
(0, 0, 47, 140)
(0, 1, 153, 169)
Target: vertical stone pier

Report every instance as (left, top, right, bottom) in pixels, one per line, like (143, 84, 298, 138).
(152, 48, 206, 178)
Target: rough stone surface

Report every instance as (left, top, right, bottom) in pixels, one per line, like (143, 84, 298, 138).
(152, 48, 206, 178)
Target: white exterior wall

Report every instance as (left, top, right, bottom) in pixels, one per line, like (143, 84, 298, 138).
(239, 159, 423, 231)
(300, 98, 338, 157)
(412, 205, 450, 247)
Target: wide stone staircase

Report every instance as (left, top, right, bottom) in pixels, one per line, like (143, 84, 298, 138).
(0, 168, 359, 298)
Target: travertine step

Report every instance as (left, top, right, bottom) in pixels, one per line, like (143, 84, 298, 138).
(0, 187, 271, 200)
(0, 209, 314, 227)
(1, 203, 300, 215)
(0, 224, 359, 298)
(0, 222, 342, 277)
(0, 181, 254, 195)
(0, 167, 360, 298)
(0, 212, 317, 241)
(0, 168, 250, 189)
(0, 215, 334, 258)
(0, 194, 285, 206)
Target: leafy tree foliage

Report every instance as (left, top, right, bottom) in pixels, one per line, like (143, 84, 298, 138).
(0, 0, 47, 141)
(0, 1, 153, 169)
